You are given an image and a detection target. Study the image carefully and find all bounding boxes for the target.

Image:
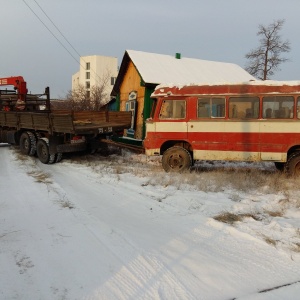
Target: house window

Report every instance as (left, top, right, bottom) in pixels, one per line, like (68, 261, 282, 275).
(111, 77, 116, 85)
(86, 91, 90, 98)
(86, 72, 90, 79)
(86, 62, 90, 70)
(86, 81, 90, 89)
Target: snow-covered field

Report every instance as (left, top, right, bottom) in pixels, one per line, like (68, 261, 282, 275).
(1, 144, 300, 300)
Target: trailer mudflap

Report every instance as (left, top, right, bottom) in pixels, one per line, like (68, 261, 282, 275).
(49, 135, 64, 155)
(0, 130, 18, 144)
(56, 142, 87, 153)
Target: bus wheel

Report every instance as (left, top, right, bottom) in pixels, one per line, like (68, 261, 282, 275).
(285, 152, 300, 176)
(36, 138, 56, 164)
(162, 146, 192, 172)
(19, 131, 36, 156)
(274, 162, 285, 172)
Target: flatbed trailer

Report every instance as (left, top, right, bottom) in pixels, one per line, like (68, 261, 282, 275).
(0, 109, 132, 164)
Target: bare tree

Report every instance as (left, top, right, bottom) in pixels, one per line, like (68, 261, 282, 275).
(66, 70, 112, 111)
(66, 84, 90, 110)
(90, 73, 110, 111)
(245, 19, 290, 80)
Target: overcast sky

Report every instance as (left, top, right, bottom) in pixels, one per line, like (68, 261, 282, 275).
(1, 0, 299, 98)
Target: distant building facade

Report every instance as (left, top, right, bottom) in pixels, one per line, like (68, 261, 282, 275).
(72, 55, 118, 104)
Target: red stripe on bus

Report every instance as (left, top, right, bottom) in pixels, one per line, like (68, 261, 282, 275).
(144, 132, 299, 153)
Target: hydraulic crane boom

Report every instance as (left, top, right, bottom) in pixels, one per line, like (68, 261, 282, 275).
(0, 76, 50, 111)
(0, 76, 28, 97)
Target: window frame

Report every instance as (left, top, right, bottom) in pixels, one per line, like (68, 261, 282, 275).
(197, 97, 226, 119)
(228, 96, 260, 119)
(263, 95, 294, 119)
(159, 99, 186, 120)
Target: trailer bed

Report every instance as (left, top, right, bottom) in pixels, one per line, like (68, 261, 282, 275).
(0, 110, 132, 135)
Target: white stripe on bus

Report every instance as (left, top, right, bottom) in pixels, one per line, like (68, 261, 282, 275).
(147, 121, 300, 133)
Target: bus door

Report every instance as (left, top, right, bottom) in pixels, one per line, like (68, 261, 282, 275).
(226, 96, 261, 161)
(260, 96, 294, 161)
(188, 97, 227, 160)
(158, 98, 188, 140)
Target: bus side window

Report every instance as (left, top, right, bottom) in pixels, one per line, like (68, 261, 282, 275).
(197, 97, 225, 118)
(263, 96, 294, 119)
(229, 97, 259, 119)
(198, 104, 209, 117)
(265, 108, 273, 118)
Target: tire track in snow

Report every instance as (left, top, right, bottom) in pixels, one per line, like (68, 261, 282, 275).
(70, 210, 195, 300)
(12, 151, 300, 299)
(31, 161, 196, 300)
(189, 219, 300, 298)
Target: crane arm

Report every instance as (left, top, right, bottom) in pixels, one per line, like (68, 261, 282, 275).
(0, 76, 28, 95)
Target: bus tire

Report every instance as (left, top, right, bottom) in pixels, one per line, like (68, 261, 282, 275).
(285, 152, 300, 176)
(162, 146, 192, 172)
(19, 131, 36, 156)
(36, 138, 56, 164)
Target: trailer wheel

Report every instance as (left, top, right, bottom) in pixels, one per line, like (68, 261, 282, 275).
(284, 152, 300, 176)
(55, 152, 63, 163)
(162, 146, 192, 172)
(36, 138, 56, 164)
(20, 131, 37, 156)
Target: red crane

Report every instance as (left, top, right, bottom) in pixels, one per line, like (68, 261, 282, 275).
(0, 76, 28, 110)
(0, 76, 28, 97)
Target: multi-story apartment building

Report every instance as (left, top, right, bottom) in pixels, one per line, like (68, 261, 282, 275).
(72, 55, 118, 104)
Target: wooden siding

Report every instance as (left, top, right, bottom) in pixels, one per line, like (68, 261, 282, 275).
(119, 61, 145, 140)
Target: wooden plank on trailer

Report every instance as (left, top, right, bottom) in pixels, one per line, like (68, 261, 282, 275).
(73, 111, 107, 124)
(108, 111, 132, 125)
(51, 114, 74, 133)
(5, 112, 18, 127)
(19, 113, 34, 129)
(0, 112, 5, 126)
(32, 113, 51, 131)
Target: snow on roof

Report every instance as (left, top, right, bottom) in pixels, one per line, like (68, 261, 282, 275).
(154, 80, 300, 92)
(126, 50, 256, 85)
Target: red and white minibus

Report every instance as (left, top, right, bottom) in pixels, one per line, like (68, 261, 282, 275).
(143, 81, 300, 174)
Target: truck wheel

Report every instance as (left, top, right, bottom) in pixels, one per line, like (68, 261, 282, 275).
(284, 152, 300, 176)
(19, 131, 36, 156)
(162, 146, 192, 172)
(36, 138, 56, 164)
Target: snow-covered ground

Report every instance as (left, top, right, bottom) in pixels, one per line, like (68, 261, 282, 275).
(1, 144, 300, 300)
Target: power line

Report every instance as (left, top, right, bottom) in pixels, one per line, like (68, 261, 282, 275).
(22, 0, 106, 84)
(22, 0, 79, 65)
(32, 0, 82, 58)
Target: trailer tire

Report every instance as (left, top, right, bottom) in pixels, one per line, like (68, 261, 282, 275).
(284, 152, 300, 176)
(20, 131, 36, 156)
(162, 146, 192, 172)
(36, 138, 56, 164)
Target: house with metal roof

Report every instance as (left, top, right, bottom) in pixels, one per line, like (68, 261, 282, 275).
(111, 50, 255, 142)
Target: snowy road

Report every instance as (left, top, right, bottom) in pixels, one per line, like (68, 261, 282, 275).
(1, 145, 300, 300)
